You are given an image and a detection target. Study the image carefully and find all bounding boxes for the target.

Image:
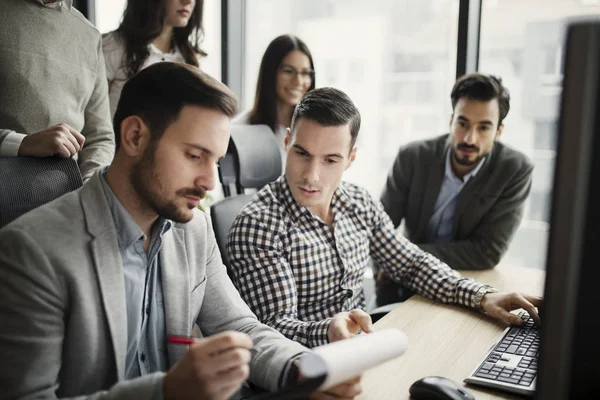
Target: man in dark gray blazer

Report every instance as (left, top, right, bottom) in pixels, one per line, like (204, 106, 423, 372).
(378, 73, 533, 304)
(0, 64, 360, 399)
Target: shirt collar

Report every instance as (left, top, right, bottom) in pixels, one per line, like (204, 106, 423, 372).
(98, 168, 172, 251)
(445, 148, 486, 183)
(148, 42, 181, 56)
(36, 0, 72, 9)
(276, 176, 352, 225)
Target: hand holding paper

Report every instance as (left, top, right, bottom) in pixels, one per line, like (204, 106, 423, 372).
(328, 309, 374, 342)
(300, 328, 408, 391)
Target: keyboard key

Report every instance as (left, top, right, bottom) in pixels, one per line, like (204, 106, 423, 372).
(507, 345, 518, 353)
(498, 376, 520, 384)
(483, 362, 495, 370)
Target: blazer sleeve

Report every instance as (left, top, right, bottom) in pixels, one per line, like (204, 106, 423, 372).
(78, 38, 115, 182)
(418, 161, 534, 270)
(0, 226, 164, 400)
(380, 145, 411, 228)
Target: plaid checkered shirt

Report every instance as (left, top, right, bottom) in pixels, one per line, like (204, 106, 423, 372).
(227, 177, 495, 348)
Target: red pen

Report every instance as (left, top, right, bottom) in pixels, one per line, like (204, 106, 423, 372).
(168, 335, 196, 345)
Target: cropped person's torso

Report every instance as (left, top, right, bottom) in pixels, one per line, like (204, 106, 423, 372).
(0, 0, 101, 134)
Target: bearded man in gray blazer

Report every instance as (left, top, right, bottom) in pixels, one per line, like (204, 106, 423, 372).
(377, 73, 533, 304)
(0, 63, 361, 400)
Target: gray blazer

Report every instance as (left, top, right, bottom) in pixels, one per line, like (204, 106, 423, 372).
(380, 134, 533, 270)
(0, 173, 306, 399)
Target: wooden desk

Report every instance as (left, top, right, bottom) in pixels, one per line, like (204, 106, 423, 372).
(357, 265, 545, 400)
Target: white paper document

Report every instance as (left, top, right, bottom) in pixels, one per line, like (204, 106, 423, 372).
(298, 328, 408, 390)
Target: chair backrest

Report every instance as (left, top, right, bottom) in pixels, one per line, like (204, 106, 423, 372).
(0, 157, 83, 228)
(210, 194, 255, 269)
(219, 124, 282, 196)
(212, 123, 283, 269)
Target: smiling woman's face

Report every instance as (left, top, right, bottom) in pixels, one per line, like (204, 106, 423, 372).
(275, 50, 313, 108)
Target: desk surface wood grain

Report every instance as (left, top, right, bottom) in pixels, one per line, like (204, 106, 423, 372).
(357, 265, 545, 400)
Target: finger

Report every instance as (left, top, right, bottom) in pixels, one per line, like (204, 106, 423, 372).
(330, 318, 352, 342)
(210, 347, 251, 374)
(204, 364, 249, 400)
(219, 381, 246, 400)
(63, 129, 82, 152)
(191, 331, 253, 355)
(519, 296, 541, 326)
(215, 364, 249, 389)
(312, 376, 362, 399)
(57, 123, 85, 149)
(522, 294, 543, 308)
(60, 136, 78, 156)
(324, 378, 363, 397)
(69, 128, 86, 148)
(494, 308, 523, 326)
(55, 142, 73, 158)
(349, 309, 373, 333)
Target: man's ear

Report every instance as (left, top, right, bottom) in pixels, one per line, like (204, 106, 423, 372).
(496, 123, 504, 141)
(284, 128, 292, 151)
(449, 113, 454, 127)
(345, 147, 357, 170)
(119, 116, 151, 157)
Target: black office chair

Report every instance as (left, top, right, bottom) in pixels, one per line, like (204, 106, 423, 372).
(0, 156, 83, 228)
(211, 124, 282, 268)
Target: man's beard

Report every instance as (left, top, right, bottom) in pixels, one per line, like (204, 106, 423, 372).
(452, 143, 483, 166)
(131, 142, 206, 223)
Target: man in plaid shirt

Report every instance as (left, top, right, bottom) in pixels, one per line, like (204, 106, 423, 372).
(227, 87, 541, 349)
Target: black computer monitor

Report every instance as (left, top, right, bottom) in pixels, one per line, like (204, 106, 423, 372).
(535, 20, 600, 399)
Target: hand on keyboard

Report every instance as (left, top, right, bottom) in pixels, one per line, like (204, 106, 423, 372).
(480, 292, 542, 326)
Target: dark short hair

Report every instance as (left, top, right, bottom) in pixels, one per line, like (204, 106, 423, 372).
(113, 62, 237, 151)
(451, 73, 510, 125)
(290, 87, 361, 150)
(249, 35, 316, 133)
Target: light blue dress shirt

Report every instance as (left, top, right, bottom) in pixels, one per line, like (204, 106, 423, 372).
(99, 171, 172, 379)
(425, 149, 486, 244)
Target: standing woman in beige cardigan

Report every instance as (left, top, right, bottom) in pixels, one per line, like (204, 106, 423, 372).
(103, 0, 206, 118)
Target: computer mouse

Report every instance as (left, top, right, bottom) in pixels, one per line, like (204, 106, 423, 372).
(409, 376, 475, 400)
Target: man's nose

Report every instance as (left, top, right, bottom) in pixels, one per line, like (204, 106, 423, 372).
(303, 161, 319, 183)
(463, 127, 477, 145)
(196, 169, 216, 192)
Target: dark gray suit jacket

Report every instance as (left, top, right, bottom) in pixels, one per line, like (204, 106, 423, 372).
(380, 134, 533, 270)
(0, 172, 306, 399)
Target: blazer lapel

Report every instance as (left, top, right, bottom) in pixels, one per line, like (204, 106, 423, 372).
(80, 174, 128, 380)
(161, 225, 191, 365)
(414, 140, 448, 240)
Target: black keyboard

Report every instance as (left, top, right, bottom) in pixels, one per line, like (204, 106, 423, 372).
(464, 312, 539, 396)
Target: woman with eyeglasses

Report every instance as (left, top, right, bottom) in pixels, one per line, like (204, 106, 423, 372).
(102, 0, 206, 118)
(235, 35, 316, 162)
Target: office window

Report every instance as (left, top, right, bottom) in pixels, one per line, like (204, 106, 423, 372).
(94, 0, 222, 80)
(479, 0, 600, 269)
(243, 0, 459, 196)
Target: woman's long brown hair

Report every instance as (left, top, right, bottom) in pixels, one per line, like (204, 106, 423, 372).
(116, 0, 206, 78)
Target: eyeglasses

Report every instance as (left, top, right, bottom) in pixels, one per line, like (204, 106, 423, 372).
(279, 65, 315, 81)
